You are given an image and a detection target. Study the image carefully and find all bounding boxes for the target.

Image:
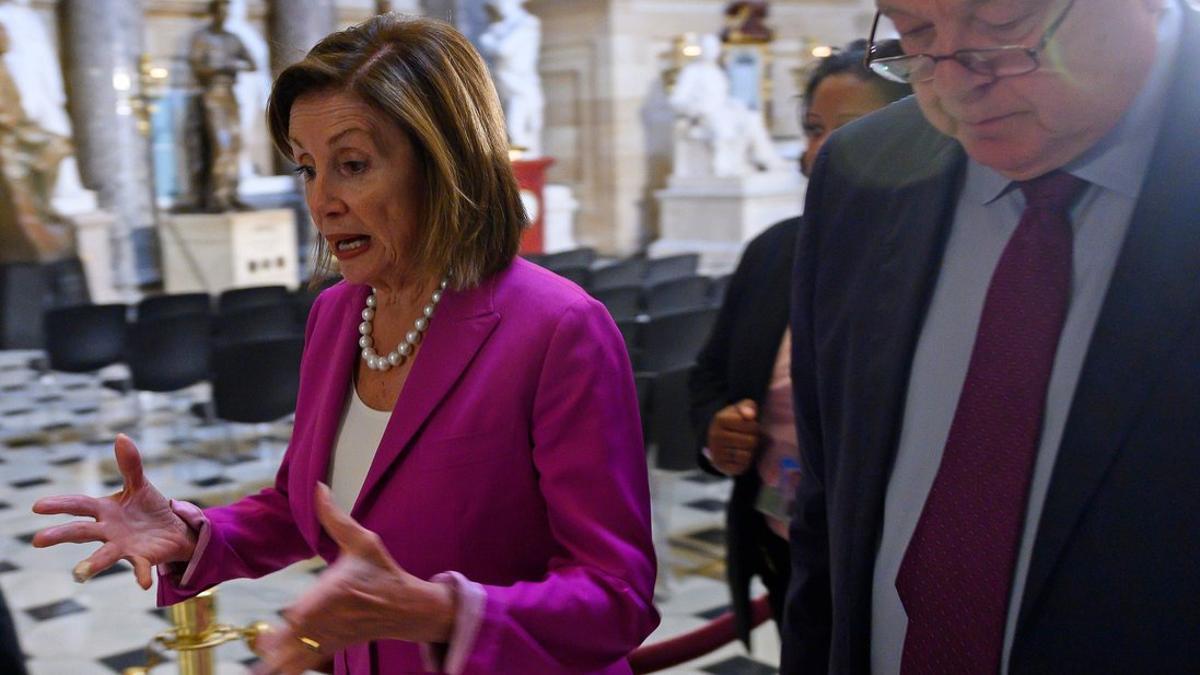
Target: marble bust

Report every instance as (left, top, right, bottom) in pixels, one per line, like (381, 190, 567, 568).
(668, 34, 783, 178)
(478, 0, 544, 157)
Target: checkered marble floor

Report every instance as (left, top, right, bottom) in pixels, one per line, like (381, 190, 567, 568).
(0, 350, 780, 674)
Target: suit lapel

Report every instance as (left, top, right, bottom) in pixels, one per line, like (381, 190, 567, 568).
(1018, 7, 1200, 629)
(745, 220, 799, 397)
(349, 274, 500, 519)
(843, 139, 967, 663)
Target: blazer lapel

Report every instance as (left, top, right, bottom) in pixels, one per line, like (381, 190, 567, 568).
(349, 274, 501, 518)
(1018, 10, 1200, 628)
(297, 284, 369, 551)
(843, 138, 967, 662)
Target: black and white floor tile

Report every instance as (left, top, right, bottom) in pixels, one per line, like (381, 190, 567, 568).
(0, 350, 779, 674)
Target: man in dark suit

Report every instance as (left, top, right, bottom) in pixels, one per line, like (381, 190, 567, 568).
(784, 0, 1200, 672)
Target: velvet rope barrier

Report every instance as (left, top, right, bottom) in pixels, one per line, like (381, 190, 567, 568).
(627, 595, 774, 673)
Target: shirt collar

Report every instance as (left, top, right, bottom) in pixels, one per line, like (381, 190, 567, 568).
(965, 0, 1182, 205)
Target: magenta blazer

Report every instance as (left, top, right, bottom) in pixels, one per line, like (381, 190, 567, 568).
(157, 258, 659, 673)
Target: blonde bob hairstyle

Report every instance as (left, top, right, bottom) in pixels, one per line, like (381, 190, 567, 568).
(267, 15, 526, 289)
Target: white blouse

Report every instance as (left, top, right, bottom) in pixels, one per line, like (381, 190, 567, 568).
(327, 383, 392, 513)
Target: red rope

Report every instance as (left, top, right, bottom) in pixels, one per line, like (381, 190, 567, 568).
(628, 595, 773, 673)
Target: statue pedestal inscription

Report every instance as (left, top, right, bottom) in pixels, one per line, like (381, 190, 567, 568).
(160, 209, 298, 294)
(652, 172, 801, 275)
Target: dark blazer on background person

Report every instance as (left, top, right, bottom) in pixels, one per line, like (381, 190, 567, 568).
(783, 5, 1200, 673)
(0, 588, 26, 675)
(689, 216, 799, 647)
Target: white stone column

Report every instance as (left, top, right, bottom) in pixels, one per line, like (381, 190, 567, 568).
(268, 0, 336, 78)
(61, 0, 152, 296)
(423, 0, 489, 43)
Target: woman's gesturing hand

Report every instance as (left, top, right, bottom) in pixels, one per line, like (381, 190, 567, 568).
(254, 483, 457, 675)
(30, 434, 197, 589)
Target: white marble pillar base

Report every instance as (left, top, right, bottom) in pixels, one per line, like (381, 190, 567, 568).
(160, 209, 298, 294)
(70, 210, 120, 303)
(542, 183, 579, 253)
(653, 171, 803, 275)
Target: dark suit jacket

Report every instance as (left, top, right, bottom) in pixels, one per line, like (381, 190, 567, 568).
(0, 589, 25, 675)
(689, 217, 799, 646)
(782, 4, 1200, 673)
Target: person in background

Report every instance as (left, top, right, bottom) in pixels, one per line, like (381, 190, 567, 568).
(688, 40, 909, 649)
(784, 0, 1200, 672)
(0, 589, 27, 675)
(32, 15, 657, 675)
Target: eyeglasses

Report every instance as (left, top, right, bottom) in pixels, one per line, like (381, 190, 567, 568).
(864, 0, 1077, 84)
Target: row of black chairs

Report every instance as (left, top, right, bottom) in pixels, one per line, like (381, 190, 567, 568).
(592, 274, 730, 321)
(137, 283, 329, 322)
(41, 287, 315, 425)
(527, 250, 704, 292)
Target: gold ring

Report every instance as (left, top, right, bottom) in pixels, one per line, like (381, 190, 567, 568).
(297, 635, 322, 653)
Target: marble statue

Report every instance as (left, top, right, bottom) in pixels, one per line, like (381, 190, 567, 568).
(668, 34, 783, 178)
(478, 0, 544, 157)
(225, 0, 273, 180)
(0, 22, 73, 262)
(0, 0, 95, 216)
(187, 0, 254, 211)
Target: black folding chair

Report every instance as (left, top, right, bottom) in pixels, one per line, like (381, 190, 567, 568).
(137, 293, 212, 322)
(592, 285, 642, 322)
(637, 307, 718, 373)
(126, 312, 215, 439)
(553, 265, 591, 288)
(643, 276, 711, 317)
(590, 259, 647, 292)
(538, 247, 596, 271)
(217, 285, 291, 314)
(211, 336, 304, 454)
(42, 304, 128, 375)
(0, 261, 51, 349)
(213, 303, 303, 348)
(644, 365, 700, 472)
(708, 274, 733, 307)
(644, 254, 700, 286)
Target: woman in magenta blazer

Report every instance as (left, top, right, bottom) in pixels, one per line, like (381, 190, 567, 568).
(31, 15, 657, 674)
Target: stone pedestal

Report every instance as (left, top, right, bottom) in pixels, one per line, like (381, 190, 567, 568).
(72, 210, 121, 303)
(652, 171, 802, 275)
(160, 209, 298, 294)
(543, 184, 579, 253)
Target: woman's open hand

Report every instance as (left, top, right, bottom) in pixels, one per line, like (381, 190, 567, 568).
(253, 483, 457, 674)
(30, 434, 197, 589)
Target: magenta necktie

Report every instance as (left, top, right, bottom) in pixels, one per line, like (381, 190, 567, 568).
(896, 171, 1087, 674)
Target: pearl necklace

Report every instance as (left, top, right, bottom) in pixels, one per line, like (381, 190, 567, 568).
(358, 277, 449, 371)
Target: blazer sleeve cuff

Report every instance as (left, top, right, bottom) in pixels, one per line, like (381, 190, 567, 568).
(155, 499, 212, 589)
(418, 571, 487, 675)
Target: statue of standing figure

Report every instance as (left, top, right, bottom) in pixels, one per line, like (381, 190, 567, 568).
(668, 34, 783, 178)
(0, 22, 73, 262)
(478, 0, 544, 157)
(188, 0, 254, 211)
